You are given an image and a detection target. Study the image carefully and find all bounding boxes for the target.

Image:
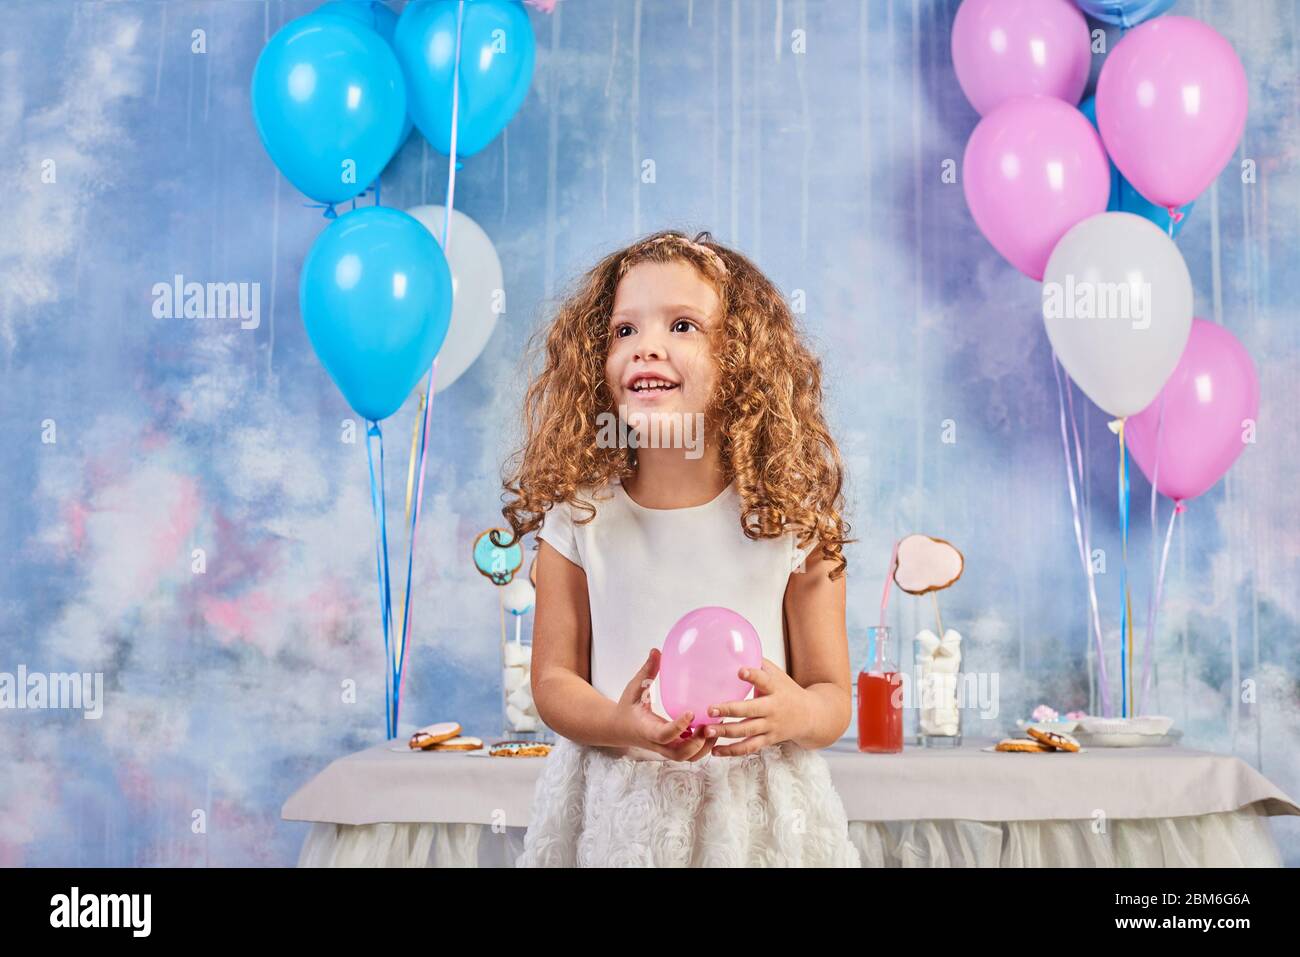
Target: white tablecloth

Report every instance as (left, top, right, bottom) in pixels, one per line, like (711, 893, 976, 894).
(284, 737, 1299, 867)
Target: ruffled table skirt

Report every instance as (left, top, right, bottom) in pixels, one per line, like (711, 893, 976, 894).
(297, 803, 1282, 867)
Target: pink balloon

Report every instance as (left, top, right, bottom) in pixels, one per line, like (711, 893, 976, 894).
(962, 95, 1111, 280)
(1096, 16, 1247, 209)
(658, 606, 762, 731)
(1126, 319, 1260, 503)
(951, 0, 1091, 116)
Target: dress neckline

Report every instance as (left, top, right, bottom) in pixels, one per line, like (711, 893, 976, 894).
(617, 478, 735, 513)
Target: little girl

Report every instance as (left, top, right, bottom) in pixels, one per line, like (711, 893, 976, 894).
(498, 229, 861, 867)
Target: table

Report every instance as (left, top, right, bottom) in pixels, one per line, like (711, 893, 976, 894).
(282, 736, 1300, 867)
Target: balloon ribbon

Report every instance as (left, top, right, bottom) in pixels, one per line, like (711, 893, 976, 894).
(364, 420, 396, 738)
(1141, 499, 1183, 714)
(1110, 417, 1135, 718)
(391, 0, 465, 730)
(1053, 354, 1111, 716)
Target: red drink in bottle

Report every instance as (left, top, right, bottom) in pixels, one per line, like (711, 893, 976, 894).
(857, 626, 903, 753)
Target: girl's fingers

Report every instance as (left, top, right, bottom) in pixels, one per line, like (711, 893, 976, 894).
(712, 733, 770, 758)
(670, 729, 713, 762)
(686, 738, 714, 762)
(708, 697, 764, 719)
(703, 718, 766, 740)
(650, 710, 694, 745)
(618, 648, 660, 705)
(742, 662, 778, 695)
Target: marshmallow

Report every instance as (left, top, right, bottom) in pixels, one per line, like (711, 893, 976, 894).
(503, 642, 530, 668)
(915, 629, 963, 737)
(503, 665, 528, 693)
(507, 684, 534, 713)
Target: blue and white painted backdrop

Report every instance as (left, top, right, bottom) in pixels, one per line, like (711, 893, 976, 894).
(1, 0, 1297, 865)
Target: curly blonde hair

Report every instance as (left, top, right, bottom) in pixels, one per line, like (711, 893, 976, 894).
(497, 229, 851, 579)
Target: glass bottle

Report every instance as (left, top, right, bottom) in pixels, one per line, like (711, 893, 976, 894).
(857, 626, 903, 753)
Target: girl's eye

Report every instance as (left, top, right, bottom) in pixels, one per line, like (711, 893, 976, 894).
(672, 318, 696, 333)
(614, 323, 634, 338)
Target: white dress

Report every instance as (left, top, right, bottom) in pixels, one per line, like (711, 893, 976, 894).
(516, 479, 861, 867)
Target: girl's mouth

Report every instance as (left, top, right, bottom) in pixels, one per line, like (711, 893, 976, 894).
(629, 379, 679, 395)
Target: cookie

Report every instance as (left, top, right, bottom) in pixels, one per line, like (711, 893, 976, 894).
(1026, 727, 1081, 752)
(409, 721, 462, 750)
(431, 736, 483, 751)
(994, 737, 1052, 752)
(489, 740, 552, 757)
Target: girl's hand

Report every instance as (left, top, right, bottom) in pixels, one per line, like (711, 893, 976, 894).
(704, 658, 812, 757)
(611, 648, 715, 762)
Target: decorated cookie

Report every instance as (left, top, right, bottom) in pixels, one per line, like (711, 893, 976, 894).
(893, 534, 964, 595)
(409, 722, 462, 750)
(489, 740, 552, 757)
(994, 737, 1052, 753)
(431, 736, 483, 751)
(1026, 727, 1081, 752)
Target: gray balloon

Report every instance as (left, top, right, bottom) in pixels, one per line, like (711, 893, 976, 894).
(1042, 212, 1193, 418)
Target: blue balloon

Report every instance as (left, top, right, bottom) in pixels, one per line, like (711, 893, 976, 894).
(1073, 0, 1175, 27)
(252, 13, 407, 204)
(394, 0, 536, 159)
(1079, 95, 1192, 237)
(315, 1, 415, 149)
(299, 207, 453, 421)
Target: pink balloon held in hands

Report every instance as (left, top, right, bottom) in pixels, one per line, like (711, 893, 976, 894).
(951, 0, 1091, 116)
(658, 607, 763, 732)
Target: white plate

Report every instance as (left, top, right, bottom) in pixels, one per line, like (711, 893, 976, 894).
(982, 745, 1088, 753)
(1077, 716, 1175, 736)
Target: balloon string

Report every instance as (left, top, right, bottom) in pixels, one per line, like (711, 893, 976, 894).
(402, 392, 427, 523)
(394, 363, 439, 724)
(365, 420, 396, 738)
(1141, 499, 1183, 714)
(393, 389, 427, 667)
(1116, 418, 1134, 718)
(1140, 389, 1166, 713)
(1053, 353, 1111, 716)
(393, 0, 465, 723)
(1063, 355, 1109, 713)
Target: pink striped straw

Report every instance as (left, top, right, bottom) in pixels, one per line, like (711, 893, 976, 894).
(879, 538, 899, 628)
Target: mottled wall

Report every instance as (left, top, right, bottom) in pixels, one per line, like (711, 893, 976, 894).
(1, 0, 1296, 866)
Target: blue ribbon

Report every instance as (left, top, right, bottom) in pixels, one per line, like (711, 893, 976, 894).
(365, 420, 397, 738)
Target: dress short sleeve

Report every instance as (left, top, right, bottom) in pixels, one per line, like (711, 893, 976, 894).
(790, 533, 817, 574)
(538, 499, 583, 568)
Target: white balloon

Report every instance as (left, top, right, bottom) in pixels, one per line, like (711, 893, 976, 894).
(405, 205, 504, 393)
(1042, 213, 1193, 418)
(501, 577, 535, 616)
